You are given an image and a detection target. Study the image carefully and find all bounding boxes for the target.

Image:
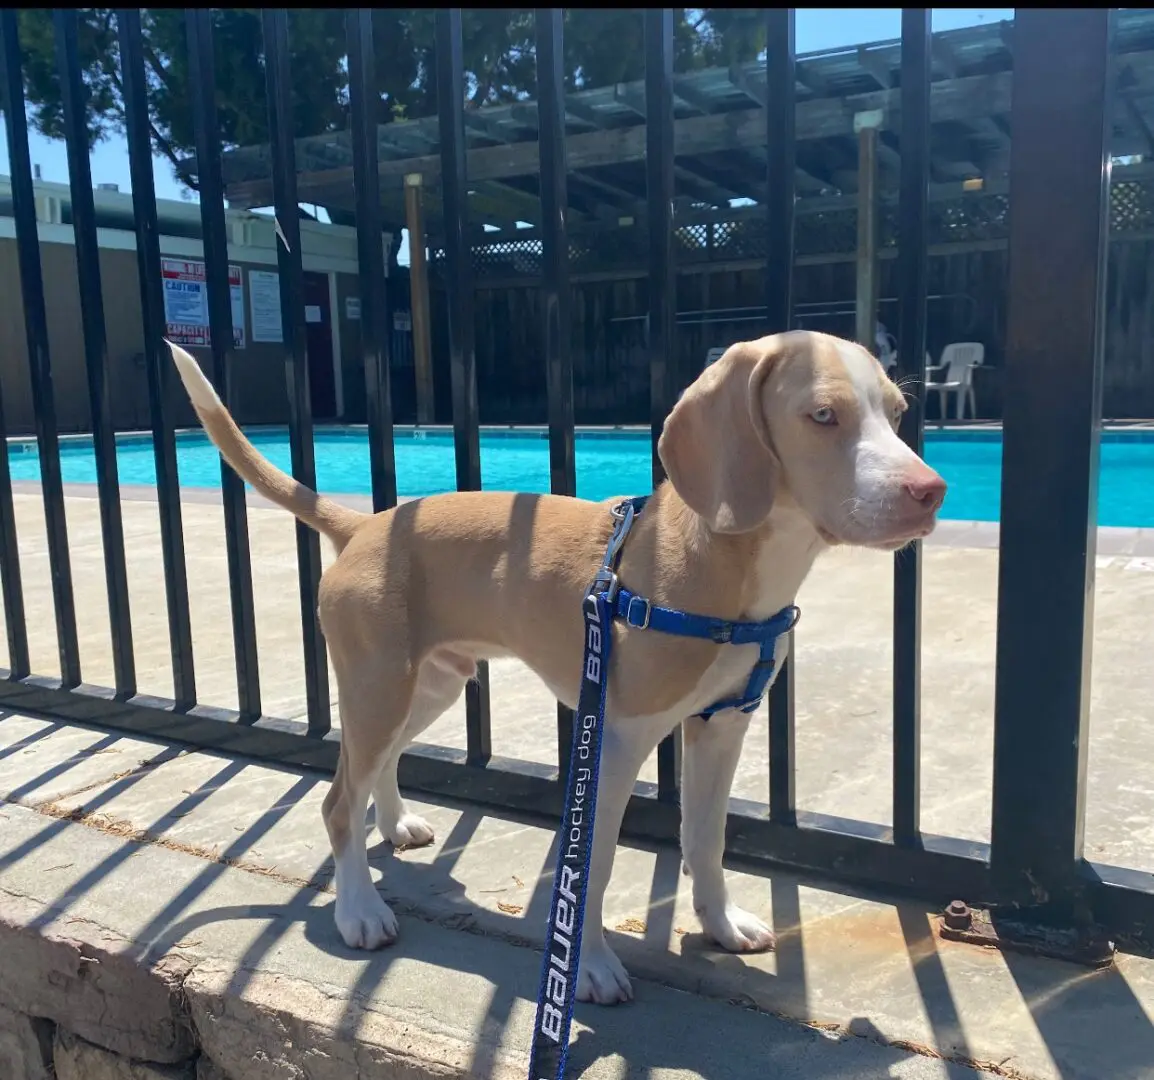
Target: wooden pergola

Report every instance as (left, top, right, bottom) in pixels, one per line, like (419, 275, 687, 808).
(216, 12, 1154, 239)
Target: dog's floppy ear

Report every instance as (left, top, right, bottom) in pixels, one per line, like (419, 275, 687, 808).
(657, 337, 784, 533)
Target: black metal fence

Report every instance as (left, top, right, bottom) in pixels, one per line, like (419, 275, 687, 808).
(0, 9, 1150, 948)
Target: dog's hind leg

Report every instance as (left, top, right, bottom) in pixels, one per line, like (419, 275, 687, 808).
(323, 658, 416, 950)
(372, 649, 472, 848)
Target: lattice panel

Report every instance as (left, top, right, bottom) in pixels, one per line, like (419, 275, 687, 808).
(1112, 179, 1154, 233)
(429, 176, 1154, 279)
(797, 208, 855, 256)
(473, 238, 544, 277)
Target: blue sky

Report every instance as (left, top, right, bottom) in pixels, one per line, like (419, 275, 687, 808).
(1, 8, 1013, 261)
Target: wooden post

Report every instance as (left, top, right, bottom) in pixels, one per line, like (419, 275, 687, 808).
(855, 109, 883, 351)
(405, 173, 436, 425)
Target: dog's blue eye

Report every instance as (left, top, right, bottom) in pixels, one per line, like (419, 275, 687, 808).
(811, 407, 837, 426)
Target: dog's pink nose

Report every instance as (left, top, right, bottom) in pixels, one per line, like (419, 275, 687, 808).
(905, 471, 947, 512)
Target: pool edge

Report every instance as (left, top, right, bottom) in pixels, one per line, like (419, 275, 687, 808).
(11, 479, 1154, 556)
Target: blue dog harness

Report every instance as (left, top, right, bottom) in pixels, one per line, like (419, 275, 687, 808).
(528, 496, 800, 1080)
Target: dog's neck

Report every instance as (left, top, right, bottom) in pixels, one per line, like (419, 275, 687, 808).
(656, 484, 826, 622)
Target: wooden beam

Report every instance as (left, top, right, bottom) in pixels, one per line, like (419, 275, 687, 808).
(469, 180, 544, 226)
(997, 18, 1014, 56)
(1122, 92, 1154, 157)
(506, 103, 542, 132)
(1120, 65, 1154, 156)
(568, 169, 641, 206)
(674, 159, 739, 203)
(478, 97, 635, 218)
(933, 37, 960, 80)
(857, 45, 894, 90)
(795, 61, 831, 98)
(876, 131, 902, 172)
(404, 174, 435, 425)
(970, 115, 1010, 149)
(727, 63, 766, 107)
(462, 109, 510, 143)
(672, 76, 716, 115)
(612, 82, 647, 118)
(562, 96, 605, 129)
(226, 69, 1019, 207)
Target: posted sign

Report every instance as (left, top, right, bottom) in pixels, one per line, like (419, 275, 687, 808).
(162, 258, 246, 349)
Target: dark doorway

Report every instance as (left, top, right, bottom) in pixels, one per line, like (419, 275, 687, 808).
(303, 271, 338, 420)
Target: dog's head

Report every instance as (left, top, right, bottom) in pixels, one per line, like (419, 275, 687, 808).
(657, 330, 946, 550)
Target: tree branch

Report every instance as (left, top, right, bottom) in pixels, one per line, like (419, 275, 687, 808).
(140, 40, 174, 95)
(106, 64, 199, 191)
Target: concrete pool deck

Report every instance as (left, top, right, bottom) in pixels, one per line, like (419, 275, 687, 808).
(3, 484, 1154, 1079)
(3, 481, 1154, 875)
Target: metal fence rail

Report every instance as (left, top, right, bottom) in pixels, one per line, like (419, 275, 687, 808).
(0, 8, 1150, 949)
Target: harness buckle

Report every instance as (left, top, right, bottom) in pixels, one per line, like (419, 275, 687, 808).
(590, 567, 619, 602)
(624, 595, 652, 630)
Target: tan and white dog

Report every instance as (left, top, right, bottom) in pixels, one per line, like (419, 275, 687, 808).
(169, 330, 945, 1005)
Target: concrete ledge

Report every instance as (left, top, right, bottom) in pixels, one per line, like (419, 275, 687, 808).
(4, 717, 1154, 1080)
(0, 793, 1005, 1080)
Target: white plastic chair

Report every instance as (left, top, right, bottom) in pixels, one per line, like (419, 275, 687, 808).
(926, 342, 985, 420)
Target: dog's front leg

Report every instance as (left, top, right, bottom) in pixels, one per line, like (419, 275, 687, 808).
(680, 712, 775, 952)
(576, 712, 675, 1005)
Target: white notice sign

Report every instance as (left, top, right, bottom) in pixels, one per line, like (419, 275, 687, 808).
(162, 258, 245, 349)
(249, 270, 283, 343)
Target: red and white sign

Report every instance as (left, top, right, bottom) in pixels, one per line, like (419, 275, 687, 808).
(162, 258, 246, 349)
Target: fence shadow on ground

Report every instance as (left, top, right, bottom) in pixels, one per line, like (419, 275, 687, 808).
(5, 714, 1154, 1080)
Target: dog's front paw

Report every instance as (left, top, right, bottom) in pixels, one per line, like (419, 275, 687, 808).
(385, 811, 435, 850)
(335, 888, 399, 949)
(698, 904, 776, 953)
(577, 939, 634, 1005)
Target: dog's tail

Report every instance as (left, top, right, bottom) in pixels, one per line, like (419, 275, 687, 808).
(168, 341, 368, 549)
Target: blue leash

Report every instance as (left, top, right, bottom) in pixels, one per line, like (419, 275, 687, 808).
(528, 498, 636, 1080)
(527, 497, 799, 1080)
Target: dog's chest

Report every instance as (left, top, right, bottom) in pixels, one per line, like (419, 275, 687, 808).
(612, 637, 786, 723)
(693, 637, 787, 715)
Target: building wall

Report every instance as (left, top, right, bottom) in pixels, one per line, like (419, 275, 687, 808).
(0, 237, 363, 434)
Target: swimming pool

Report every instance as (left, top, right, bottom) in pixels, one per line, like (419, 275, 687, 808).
(7, 427, 1154, 527)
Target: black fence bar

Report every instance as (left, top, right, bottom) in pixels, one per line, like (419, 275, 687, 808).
(0, 13, 28, 680)
(0, 355, 27, 678)
(185, 8, 262, 720)
(0, 11, 81, 688)
(764, 7, 798, 827)
(536, 7, 578, 777)
(892, 8, 931, 848)
(346, 8, 398, 515)
(645, 8, 680, 803)
(117, 8, 196, 709)
(55, 9, 136, 698)
(262, 9, 331, 738)
(437, 8, 492, 766)
(990, 9, 1111, 912)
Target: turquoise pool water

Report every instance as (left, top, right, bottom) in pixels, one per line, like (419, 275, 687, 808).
(7, 427, 1154, 527)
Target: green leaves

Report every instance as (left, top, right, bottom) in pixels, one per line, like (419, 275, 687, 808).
(12, 8, 763, 195)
